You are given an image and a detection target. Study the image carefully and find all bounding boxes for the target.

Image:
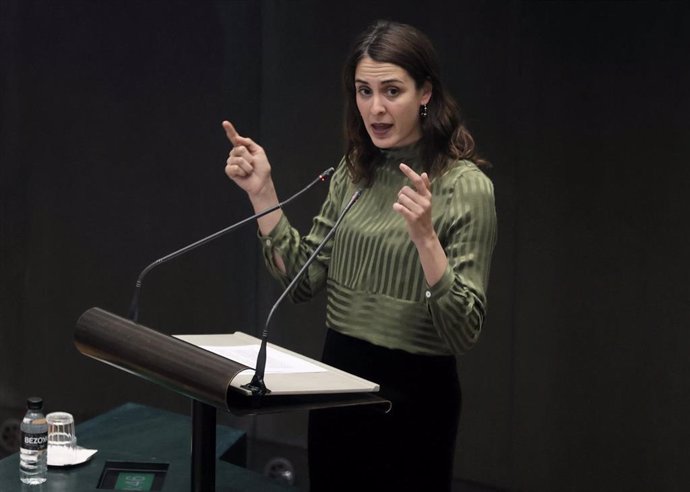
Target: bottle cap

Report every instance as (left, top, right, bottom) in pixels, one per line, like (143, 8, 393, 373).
(27, 397, 43, 410)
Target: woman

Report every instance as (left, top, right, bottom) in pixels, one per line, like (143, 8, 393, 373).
(224, 20, 496, 492)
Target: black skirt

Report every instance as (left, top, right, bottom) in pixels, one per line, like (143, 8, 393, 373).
(308, 329, 461, 492)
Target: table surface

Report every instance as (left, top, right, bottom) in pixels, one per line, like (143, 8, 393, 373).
(0, 402, 292, 491)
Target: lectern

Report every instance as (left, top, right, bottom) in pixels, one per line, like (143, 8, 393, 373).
(75, 307, 389, 491)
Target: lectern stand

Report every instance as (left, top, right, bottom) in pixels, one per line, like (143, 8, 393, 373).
(75, 307, 389, 491)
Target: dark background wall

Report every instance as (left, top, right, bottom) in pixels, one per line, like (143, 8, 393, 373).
(1, 1, 688, 491)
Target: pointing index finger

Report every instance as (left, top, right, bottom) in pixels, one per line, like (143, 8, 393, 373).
(222, 120, 241, 146)
(399, 163, 428, 193)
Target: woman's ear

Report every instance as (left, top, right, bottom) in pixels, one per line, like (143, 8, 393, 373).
(421, 80, 433, 105)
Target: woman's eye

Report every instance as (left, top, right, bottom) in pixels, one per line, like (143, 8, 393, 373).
(357, 87, 371, 96)
(386, 87, 400, 97)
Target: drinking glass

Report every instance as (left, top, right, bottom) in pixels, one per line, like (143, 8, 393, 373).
(46, 412, 76, 448)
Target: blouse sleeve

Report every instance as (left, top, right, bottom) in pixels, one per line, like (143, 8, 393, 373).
(425, 165, 497, 354)
(259, 161, 350, 302)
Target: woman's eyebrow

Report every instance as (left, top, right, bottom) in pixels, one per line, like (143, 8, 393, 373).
(355, 78, 404, 85)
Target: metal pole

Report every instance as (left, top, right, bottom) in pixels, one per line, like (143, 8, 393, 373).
(191, 399, 216, 491)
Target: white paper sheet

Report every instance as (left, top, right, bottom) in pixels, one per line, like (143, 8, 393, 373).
(201, 344, 327, 374)
(47, 445, 98, 467)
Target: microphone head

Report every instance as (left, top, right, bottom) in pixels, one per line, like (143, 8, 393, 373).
(319, 167, 336, 181)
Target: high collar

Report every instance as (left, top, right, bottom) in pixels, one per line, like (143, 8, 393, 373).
(377, 140, 423, 165)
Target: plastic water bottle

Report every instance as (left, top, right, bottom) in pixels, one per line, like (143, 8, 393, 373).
(20, 397, 48, 485)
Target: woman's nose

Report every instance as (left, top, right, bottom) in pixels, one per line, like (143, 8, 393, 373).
(370, 95, 386, 115)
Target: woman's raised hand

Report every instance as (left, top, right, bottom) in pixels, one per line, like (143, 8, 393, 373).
(393, 163, 436, 246)
(223, 120, 283, 239)
(394, 163, 448, 287)
(223, 121, 273, 198)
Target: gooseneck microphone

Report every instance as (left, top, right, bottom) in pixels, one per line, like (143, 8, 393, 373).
(128, 167, 335, 323)
(242, 188, 364, 396)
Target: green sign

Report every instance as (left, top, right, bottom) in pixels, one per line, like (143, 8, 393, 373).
(114, 472, 155, 491)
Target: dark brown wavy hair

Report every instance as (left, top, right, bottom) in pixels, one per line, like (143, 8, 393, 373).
(343, 20, 487, 185)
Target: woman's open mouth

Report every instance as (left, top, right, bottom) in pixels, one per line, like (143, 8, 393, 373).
(371, 123, 393, 138)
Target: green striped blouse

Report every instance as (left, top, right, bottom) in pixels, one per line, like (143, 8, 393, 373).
(260, 144, 497, 356)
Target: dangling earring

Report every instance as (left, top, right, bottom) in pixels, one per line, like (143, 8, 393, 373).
(420, 104, 428, 119)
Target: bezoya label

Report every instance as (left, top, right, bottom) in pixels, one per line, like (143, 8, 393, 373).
(21, 431, 48, 451)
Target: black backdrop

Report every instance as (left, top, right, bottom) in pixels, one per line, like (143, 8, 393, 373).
(1, 1, 689, 491)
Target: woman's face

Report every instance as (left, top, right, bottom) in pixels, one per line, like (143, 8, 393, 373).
(354, 56, 431, 149)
